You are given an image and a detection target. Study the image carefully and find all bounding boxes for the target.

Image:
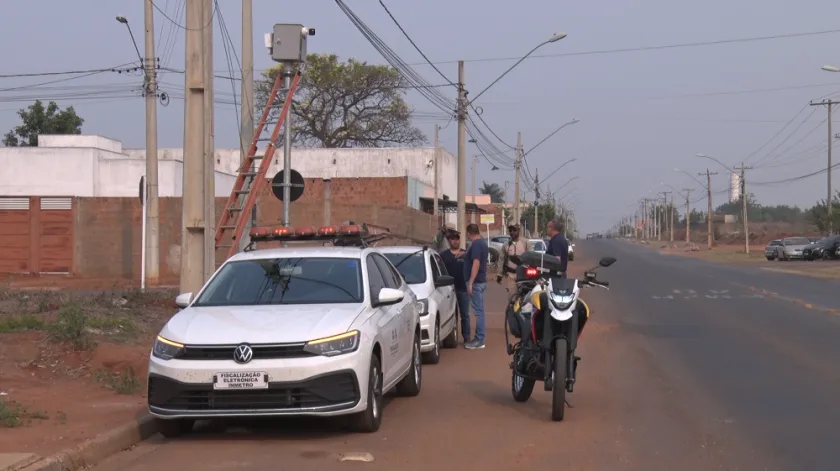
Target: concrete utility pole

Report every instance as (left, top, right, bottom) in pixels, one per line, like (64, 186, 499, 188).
(202, 0, 215, 282)
(181, 0, 211, 295)
(699, 169, 718, 250)
(661, 191, 671, 242)
(470, 155, 478, 224)
(456, 61, 467, 237)
(433, 124, 439, 228)
(533, 167, 540, 237)
(737, 163, 753, 254)
(143, 0, 160, 285)
(642, 198, 649, 239)
(281, 67, 294, 227)
(241, 0, 255, 236)
(513, 132, 523, 227)
(810, 99, 835, 235)
(683, 189, 693, 243)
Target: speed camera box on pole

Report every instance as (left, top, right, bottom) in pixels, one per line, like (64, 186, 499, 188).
(271, 24, 307, 62)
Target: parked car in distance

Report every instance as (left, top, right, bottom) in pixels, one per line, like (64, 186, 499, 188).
(527, 239, 546, 253)
(147, 245, 422, 436)
(764, 239, 782, 261)
(775, 237, 811, 261)
(803, 235, 840, 260)
(377, 247, 458, 364)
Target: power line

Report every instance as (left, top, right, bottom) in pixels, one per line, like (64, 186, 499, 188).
(150, 0, 216, 31)
(0, 65, 138, 79)
(409, 28, 840, 65)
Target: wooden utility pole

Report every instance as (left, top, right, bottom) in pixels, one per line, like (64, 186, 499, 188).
(699, 169, 718, 250)
(240, 0, 255, 244)
(456, 61, 467, 238)
(737, 163, 753, 254)
(683, 189, 693, 243)
(513, 132, 522, 226)
(143, 0, 160, 285)
(180, 0, 210, 295)
(202, 0, 215, 281)
(661, 191, 672, 242)
(669, 193, 675, 242)
(533, 167, 540, 236)
(433, 124, 439, 228)
(810, 99, 836, 235)
(642, 198, 649, 239)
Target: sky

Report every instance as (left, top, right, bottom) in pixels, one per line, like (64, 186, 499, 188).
(2, 0, 840, 234)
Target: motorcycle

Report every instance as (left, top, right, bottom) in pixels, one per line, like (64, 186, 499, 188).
(503, 251, 616, 421)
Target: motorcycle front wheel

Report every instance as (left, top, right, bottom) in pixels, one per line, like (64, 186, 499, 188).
(551, 338, 568, 421)
(511, 353, 535, 402)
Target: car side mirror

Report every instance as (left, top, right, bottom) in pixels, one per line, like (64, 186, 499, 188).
(374, 287, 404, 307)
(598, 256, 617, 267)
(175, 292, 193, 308)
(434, 275, 455, 288)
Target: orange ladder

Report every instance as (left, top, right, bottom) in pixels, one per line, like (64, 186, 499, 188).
(215, 70, 302, 260)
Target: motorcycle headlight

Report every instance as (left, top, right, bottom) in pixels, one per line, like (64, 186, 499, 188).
(549, 293, 575, 311)
(417, 299, 430, 316)
(152, 335, 185, 360)
(303, 330, 360, 357)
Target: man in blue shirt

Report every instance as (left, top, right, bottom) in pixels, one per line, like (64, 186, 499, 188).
(463, 223, 488, 349)
(545, 217, 569, 276)
(438, 230, 470, 345)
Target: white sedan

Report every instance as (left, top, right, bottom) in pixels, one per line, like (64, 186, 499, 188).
(378, 247, 458, 364)
(147, 246, 422, 436)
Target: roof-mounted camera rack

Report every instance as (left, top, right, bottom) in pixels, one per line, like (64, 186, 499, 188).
(244, 223, 391, 251)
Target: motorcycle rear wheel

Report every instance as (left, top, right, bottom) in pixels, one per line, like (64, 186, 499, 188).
(551, 338, 568, 421)
(511, 352, 535, 402)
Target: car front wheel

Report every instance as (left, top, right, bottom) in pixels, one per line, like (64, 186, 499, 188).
(396, 331, 422, 396)
(348, 353, 383, 433)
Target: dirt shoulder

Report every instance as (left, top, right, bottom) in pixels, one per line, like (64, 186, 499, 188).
(0, 283, 176, 458)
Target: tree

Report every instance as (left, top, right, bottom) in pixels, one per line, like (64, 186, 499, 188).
(806, 191, 840, 233)
(257, 53, 425, 148)
(521, 202, 558, 235)
(3, 100, 84, 147)
(479, 181, 505, 203)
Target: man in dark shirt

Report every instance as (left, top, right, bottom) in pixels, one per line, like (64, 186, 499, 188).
(463, 223, 488, 349)
(545, 217, 569, 276)
(438, 230, 470, 345)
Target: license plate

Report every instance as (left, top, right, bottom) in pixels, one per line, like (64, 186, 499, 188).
(213, 371, 268, 390)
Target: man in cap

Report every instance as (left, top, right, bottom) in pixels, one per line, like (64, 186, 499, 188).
(438, 229, 470, 344)
(497, 224, 528, 288)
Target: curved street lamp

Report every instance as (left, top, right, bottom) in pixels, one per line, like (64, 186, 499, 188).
(471, 32, 568, 104)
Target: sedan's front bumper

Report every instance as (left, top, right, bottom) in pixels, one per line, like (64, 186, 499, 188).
(783, 251, 804, 259)
(147, 350, 368, 419)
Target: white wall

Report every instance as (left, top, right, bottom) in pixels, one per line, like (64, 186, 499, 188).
(0, 135, 235, 197)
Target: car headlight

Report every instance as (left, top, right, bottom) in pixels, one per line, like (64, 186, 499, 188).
(303, 330, 360, 357)
(549, 293, 575, 311)
(152, 335, 185, 360)
(417, 299, 429, 316)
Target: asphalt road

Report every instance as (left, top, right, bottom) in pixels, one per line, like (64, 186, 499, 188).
(91, 242, 840, 471)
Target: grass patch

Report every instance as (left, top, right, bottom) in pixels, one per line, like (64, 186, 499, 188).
(48, 302, 92, 350)
(0, 314, 45, 333)
(0, 398, 49, 428)
(96, 367, 142, 395)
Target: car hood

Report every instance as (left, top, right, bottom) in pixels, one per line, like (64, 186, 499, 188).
(804, 243, 822, 250)
(407, 283, 433, 300)
(784, 244, 809, 250)
(160, 304, 365, 345)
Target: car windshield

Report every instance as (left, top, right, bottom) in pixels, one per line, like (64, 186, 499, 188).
(193, 257, 363, 306)
(768, 240, 781, 246)
(383, 252, 426, 285)
(785, 237, 810, 246)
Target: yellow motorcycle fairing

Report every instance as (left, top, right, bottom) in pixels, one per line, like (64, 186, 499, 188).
(578, 297, 591, 319)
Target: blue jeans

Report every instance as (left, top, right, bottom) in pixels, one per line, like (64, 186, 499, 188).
(455, 290, 471, 342)
(470, 282, 487, 343)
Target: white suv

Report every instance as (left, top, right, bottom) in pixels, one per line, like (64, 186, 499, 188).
(148, 244, 422, 436)
(378, 247, 458, 364)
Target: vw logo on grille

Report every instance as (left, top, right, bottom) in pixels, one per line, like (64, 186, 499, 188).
(233, 344, 254, 364)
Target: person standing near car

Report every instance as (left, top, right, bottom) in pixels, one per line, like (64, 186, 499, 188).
(438, 229, 470, 345)
(497, 224, 527, 289)
(545, 217, 569, 277)
(463, 223, 488, 349)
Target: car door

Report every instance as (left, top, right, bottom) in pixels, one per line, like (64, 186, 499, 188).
(431, 253, 456, 333)
(366, 255, 401, 385)
(372, 253, 413, 377)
